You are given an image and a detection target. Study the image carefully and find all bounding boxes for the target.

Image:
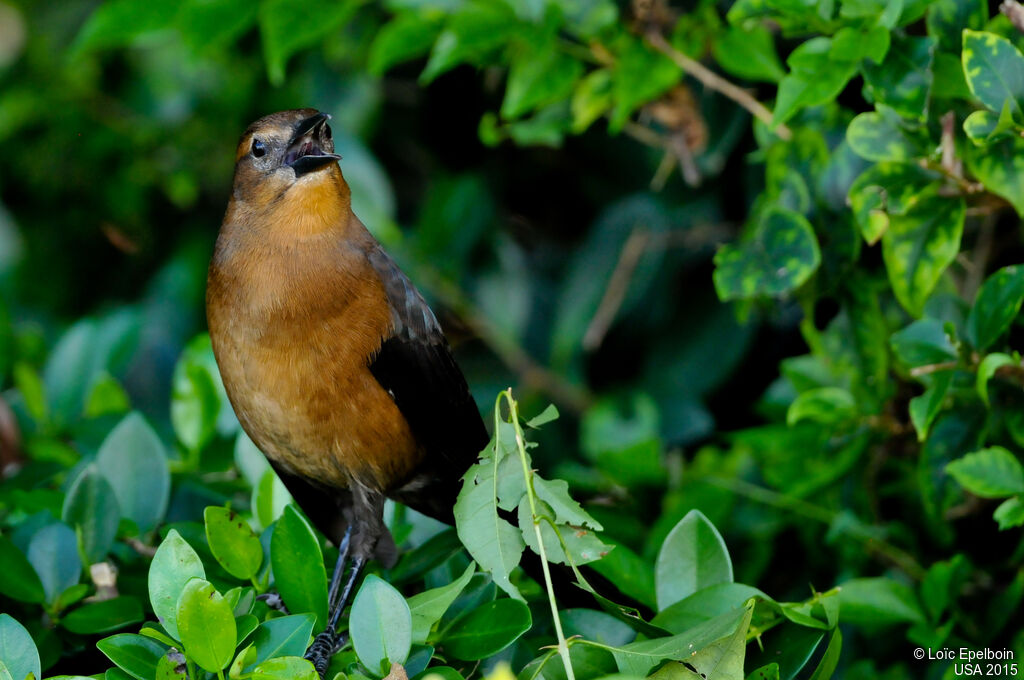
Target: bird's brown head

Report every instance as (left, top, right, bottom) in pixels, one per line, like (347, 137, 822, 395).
(230, 108, 345, 210)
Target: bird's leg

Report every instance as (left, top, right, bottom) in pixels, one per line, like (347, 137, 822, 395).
(304, 525, 352, 678)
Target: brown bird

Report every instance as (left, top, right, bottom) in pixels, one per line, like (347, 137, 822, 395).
(206, 109, 488, 674)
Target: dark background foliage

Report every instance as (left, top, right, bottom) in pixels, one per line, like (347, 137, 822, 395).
(2, 0, 1024, 678)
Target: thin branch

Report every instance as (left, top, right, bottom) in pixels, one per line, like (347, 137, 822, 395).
(644, 31, 792, 140)
(669, 131, 701, 186)
(583, 227, 652, 351)
(909, 361, 960, 377)
(1001, 0, 1024, 33)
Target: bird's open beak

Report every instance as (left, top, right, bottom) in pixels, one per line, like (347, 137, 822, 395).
(285, 112, 340, 177)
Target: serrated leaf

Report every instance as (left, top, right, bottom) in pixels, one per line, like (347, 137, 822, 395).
(946, 447, 1024, 497)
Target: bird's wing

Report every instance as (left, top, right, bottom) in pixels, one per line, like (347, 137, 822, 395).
(365, 244, 490, 519)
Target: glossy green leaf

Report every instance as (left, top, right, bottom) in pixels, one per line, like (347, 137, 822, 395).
(368, 11, 443, 76)
(909, 371, 952, 441)
(62, 464, 121, 564)
(612, 606, 749, 676)
(27, 522, 81, 604)
(655, 510, 733, 611)
(712, 24, 785, 83)
(0, 615, 40, 680)
(408, 561, 475, 643)
(994, 496, 1024, 529)
(253, 468, 293, 529)
(962, 30, 1024, 119)
(963, 100, 1018, 143)
(96, 412, 170, 534)
(204, 506, 262, 580)
(967, 265, 1024, 350)
(882, 193, 965, 317)
(97, 634, 167, 680)
(610, 37, 680, 131)
(441, 598, 531, 660)
(148, 529, 206, 640)
(251, 657, 318, 680)
(421, 3, 518, 84)
(258, 0, 360, 85)
(848, 163, 938, 245)
(651, 583, 768, 635)
(713, 208, 821, 301)
(244, 614, 316, 672)
(177, 578, 236, 673)
(0, 535, 45, 604)
(171, 336, 221, 453)
(846, 110, 928, 162)
(926, 0, 987, 52)
(571, 69, 613, 133)
(966, 135, 1024, 217)
(807, 629, 842, 680)
(13, 362, 47, 424)
(350, 574, 413, 675)
(787, 387, 857, 426)
(502, 35, 582, 120)
(62, 597, 144, 635)
(155, 649, 188, 680)
(773, 38, 858, 124)
(271, 505, 328, 631)
(837, 578, 925, 625)
(862, 35, 935, 119)
(946, 447, 1024, 497)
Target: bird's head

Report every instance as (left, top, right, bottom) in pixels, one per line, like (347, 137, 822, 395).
(231, 108, 343, 206)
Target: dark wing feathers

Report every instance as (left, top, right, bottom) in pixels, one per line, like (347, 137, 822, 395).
(366, 246, 489, 521)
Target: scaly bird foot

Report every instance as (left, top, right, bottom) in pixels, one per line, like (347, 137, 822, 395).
(304, 630, 347, 679)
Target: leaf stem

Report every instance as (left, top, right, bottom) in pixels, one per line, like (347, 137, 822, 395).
(502, 389, 576, 680)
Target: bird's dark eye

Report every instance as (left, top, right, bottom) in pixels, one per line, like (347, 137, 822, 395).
(251, 139, 266, 158)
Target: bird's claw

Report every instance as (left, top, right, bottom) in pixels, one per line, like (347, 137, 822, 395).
(304, 630, 346, 679)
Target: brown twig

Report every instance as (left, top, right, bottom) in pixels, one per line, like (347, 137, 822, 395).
(909, 361, 960, 377)
(123, 537, 157, 558)
(644, 31, 792, 140)
(1001, 1, 1024, 33)
(583, 227, 652, 351)
(669, 132, 701, 186)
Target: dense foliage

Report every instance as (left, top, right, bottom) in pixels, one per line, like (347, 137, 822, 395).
(2, 0, 1024, 679)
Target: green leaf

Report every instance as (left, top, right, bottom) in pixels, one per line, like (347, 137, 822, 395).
(27, 522, 81, 605)
(0, 615, 40, 680)
(890, 319, 957, 368)
(204, 506, 263, 580)
(454, 428, 526, 600)
(518, 497, 612, 566)
(610, 37, 680, 131)
(533, 477, 602, 529)
(62, 597, 144, 635)
(994, 496, 1024, 529)
(13, 362, 47, 424)
(258, 0, 360, 85)
(846, 109, 928, 162)
(963, 99, 1019, 143)
(244, 614, 315, 672)
(84, 372, 131, 418)
(171, 337, 221, 453)
(420, 3, 518, 84)
(612, 606, 749, 676)
(807, 629, 842, 680)
(962, 30, 1024, 119)
(350, 574, 412, 675)
(966, 135, 1024, 217)
(72, 0, 180, 52)
(881, 193, 965, 317)
(713, 208, 821, 301)
(407, 562, 475, 644)
(155, 649, 187, 680)
(655, 510, 733, 611)
(946, 447, 1024, 497)
(0, 534, 45, 604)
(910, 371, 953, 441)
(712, 24, 785, 83)
(651, 583, 769, 635)
(251, 657, 318, 680)
(440, 598, 531, 661)
(848, 163, 938, 245)
(837, 578, 926, 625)
(175, 0, 259, 53)
(96, 412, 171, 533)
(62, 464, 121, 564)
(148, 529, 206, 640)
(368, 11, 443, 76)
(967, 265, 1024, 350)
(97, 634, 167, 680)
(650, 602, 752, 680)
(502, 35, 582, 120)
(927, 0, 987, 52)
(861, 35, 935, 120)
(177, 579, 236, 673)
(271, 505, 328, 632)
(253, 468, 292, 530)
(787, 387, 858, 426)
(773, 38, 858, 124)
(571, 69, 613, 133)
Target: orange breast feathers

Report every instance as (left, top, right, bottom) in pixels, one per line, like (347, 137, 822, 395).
(207, 181, 422, 493)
